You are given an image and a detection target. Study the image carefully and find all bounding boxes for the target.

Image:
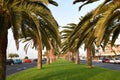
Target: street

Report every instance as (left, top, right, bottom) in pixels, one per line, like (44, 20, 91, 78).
(93, 61, 120, 71)
(81, 60, 120, 71)
(6, 62, 37, 76)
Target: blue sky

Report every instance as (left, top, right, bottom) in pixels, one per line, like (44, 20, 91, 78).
(7, 0, 103, 59)
(48, 0, 103, 26)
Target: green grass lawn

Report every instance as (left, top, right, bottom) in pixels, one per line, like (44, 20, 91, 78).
(7, 59, 120, 80)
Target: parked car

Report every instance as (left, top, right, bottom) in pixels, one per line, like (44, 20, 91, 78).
(109, 58, 120, 64)
(33, 58, 46, 62)
(24, 59, 32, 63)
(114, 58, 120, 64)
(98, 59, 102, 63)
(6, 59, 14, 65)
(102, 58, 110, 63)
(42, 58, 46, 61)
(109, 58, 116, 64)
(33, 58, 37, 62)
(33, 58, 46, 64)
(13, 59, 22, 64)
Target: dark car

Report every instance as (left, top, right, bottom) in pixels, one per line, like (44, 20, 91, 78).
(42, 58, 46, 61)
(33, 59, 37, 62)
(33, 58, 46, 64)
(6, 59, 14, 65)
(42, 58, 46, 64)
(33, 58, 46, 62)
(102, 58, 110, 63)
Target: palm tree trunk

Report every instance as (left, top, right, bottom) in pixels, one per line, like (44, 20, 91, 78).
(50, 48, 54, 63)
(75, 50, 80, 64)
(0, 14, 8, 80)
(86, 47, 92, 68)
(37, 42, 42, 69)
(46, 50, 50, 64)
(46, 56, 50, 64)
(0, 36, 7, 80)
(0, 31, 8, 80)
(71, 53, 74, 62)
(67, 50, 72, 61)
(49, 38, 55, 64)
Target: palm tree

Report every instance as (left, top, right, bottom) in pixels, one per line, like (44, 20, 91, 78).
(0, 0, 59, 79)
(20, 0, 60, 69)
(20, 17, 60, 69)
(71, 0, 120, 68)
(61, 23, 80, 64)
(67, 9, 100, 67)
(73, 0, 120, 47)
(91, 1, 120, 47)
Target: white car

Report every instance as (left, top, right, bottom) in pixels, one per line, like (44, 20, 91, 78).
(109, 58, 116, 64)
(109, 58, 120, 64)
(115, 58, 120, 64)
(98, 59, 102, 63)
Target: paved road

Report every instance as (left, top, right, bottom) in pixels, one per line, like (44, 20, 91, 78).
(6, 62, 37, 76)
(81, 60, 120, 71)
(93, 61, 120, 71)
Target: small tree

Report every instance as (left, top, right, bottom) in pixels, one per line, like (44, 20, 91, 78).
(14, 54, 19, 58)
(24, 56, 28, 59)
(8, 53, 19, 59)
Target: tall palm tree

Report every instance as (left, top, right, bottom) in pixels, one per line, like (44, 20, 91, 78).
(73, 0, 120, 47)
(0, 0, 59, 80)
(41, 37, 60, 64)
(61, 23, 80, 64)
(20, 16, 60, 69)
(68, 9, 100, 67)
(71, 0, 120, 68)
(40, 0, 60, 66)
(91, 0, 120, 47)
(44, 38, 61, 64)
(61, 25, 72, 61)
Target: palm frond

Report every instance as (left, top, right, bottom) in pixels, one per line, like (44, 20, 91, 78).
(73, 0, 86, 4)
(70, 12, 93, 39)
(102, 10, 120, 47)
(111, 24, 120, 46)
(94, 2, 120, 46)
(73, 0, 99, 11)
(48, 0, 58, 6)
(24, 40, 35, 53)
